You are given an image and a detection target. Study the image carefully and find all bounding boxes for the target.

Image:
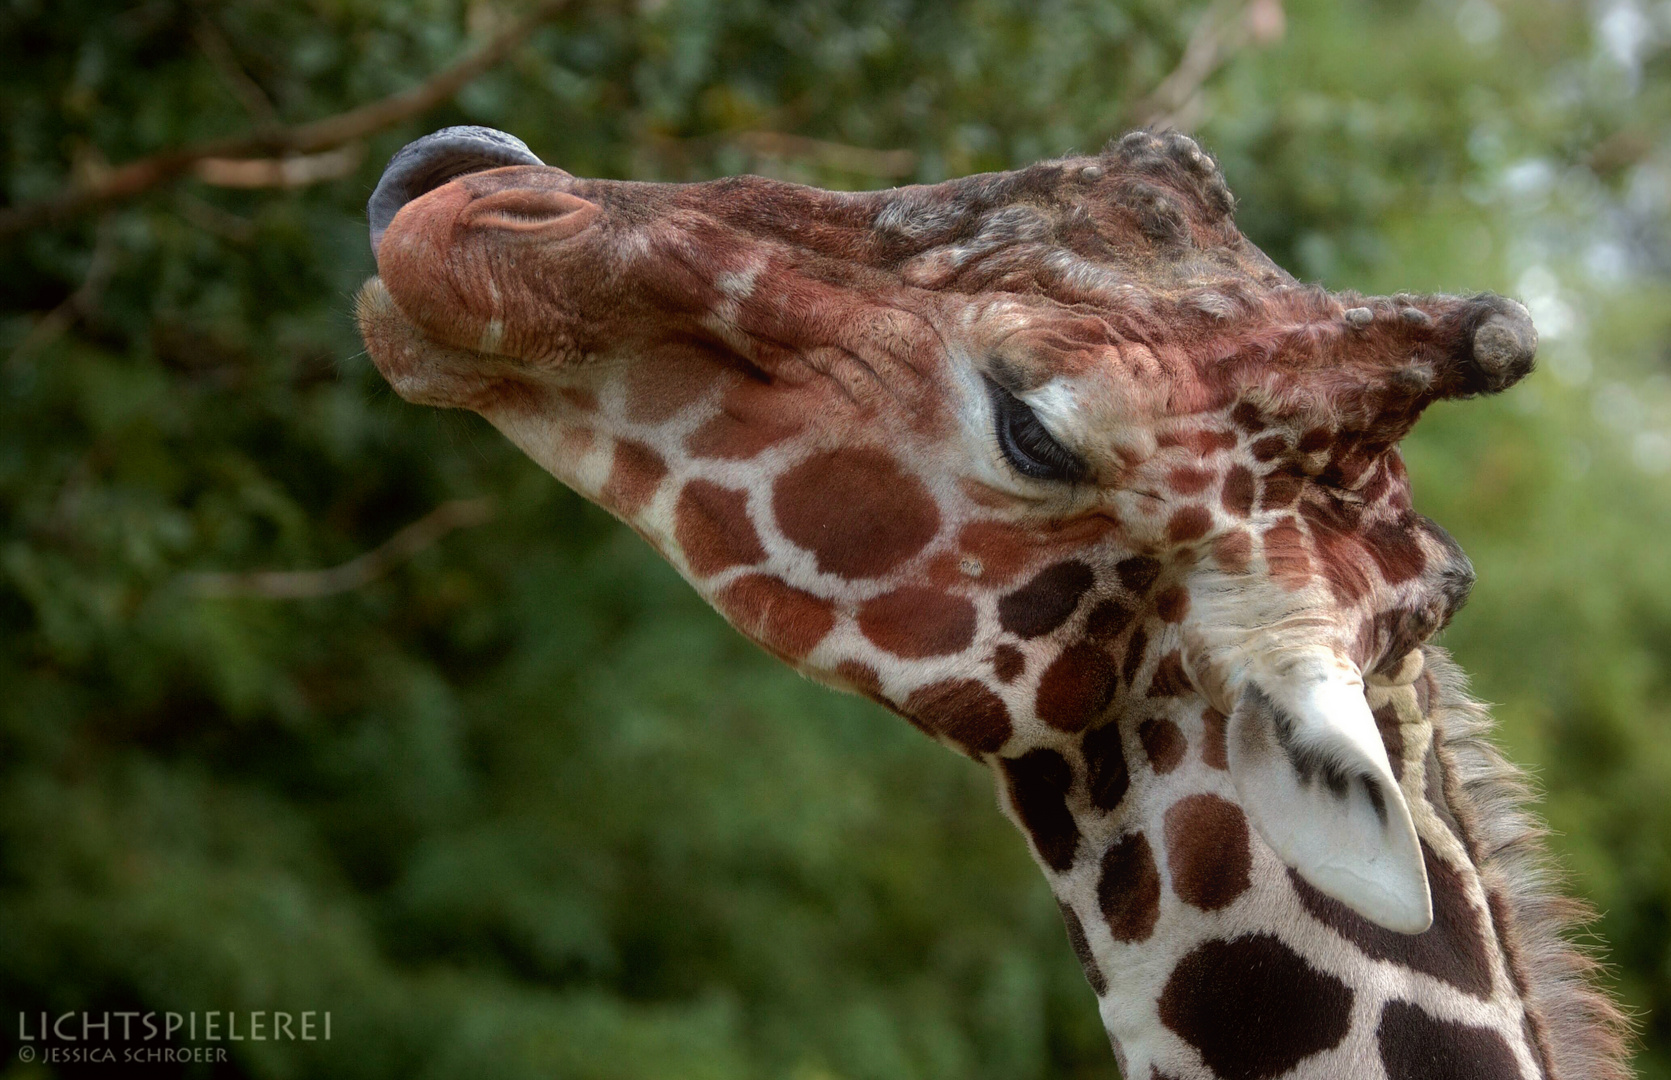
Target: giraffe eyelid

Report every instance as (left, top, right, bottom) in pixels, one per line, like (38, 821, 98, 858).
(986, 375, 1088, 483)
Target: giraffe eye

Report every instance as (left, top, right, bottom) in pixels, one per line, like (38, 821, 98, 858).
(988, 378, 1087, 483)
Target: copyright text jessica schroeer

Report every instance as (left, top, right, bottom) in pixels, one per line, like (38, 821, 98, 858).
(16, 1010, 332, 1064)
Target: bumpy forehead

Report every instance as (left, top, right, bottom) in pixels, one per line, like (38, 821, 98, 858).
(877, 130, 1288, 298)
(603, 129, 1284, 301)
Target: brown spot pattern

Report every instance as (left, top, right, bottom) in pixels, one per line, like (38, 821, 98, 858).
(1376, 1001, 1524, 1080)
(1364, 518, 1427, 584)
(1297, 427, 1333, 453)
(1167, 505, 1212, 543)
(1139, 717, 1187, 773)
(1154, 585, 1190, 623)
(1231, 402, 1266, 431)
(1260, 474, 1301, 509)
(1306, 513, 1372, 603)
(992, 643, 1025, 683)
(602, 440, 669, 516)
(717, 574, 835, 660)
(1098, 832, 1162, 943)
(1085, 599, 1136, 641)
(858, 587, 976, 658)
(1057, 901, 1108, 996)
(955, 521, 1036, 585)
(1221, 465, 1256, 517)
(1159, 933, 1353, 1080)
(1168, 466, 1215, 494)
(1115, 555, 1162, 593)
(1002, 749, 1081, 872)
(1160, 427, 1239, 454)
(1213, 530, 1253, 573)
(834, 660, 886, 705)
(998, 560, 1095, 638)
(555, 386, 598, 412)
(1148, 651, 1192, 697)
(773, 449, 938, 578)
(1121, 625, 1149, 686)
(1201, 708, 1228, 769)
(1082, 722, 1130, 811)
(675, 480, 766, 576)
(1164, 794, 1252, 911)
(904, 678, 1013, 755)
(1262, 517, 1313, 588)
(1289, 842, 1494, 998)
(1373, 702, 1405, 781)
(1036, 640, 1118, 732)
(686, 401, 799, 459)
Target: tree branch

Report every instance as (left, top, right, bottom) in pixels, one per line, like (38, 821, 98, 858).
(4, 216, 119, 371)
(0, 0, 570, 238)
(194, 145, 366, 189)
(1127, 0, 1285, 132)
(191, 12, 281, 130)
(181, 498, 496, 599)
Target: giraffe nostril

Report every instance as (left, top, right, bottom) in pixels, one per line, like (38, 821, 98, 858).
(460, 187, 601, 240)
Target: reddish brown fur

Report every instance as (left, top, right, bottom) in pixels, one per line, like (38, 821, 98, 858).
(674, 480, 765, 576)
(859, 587, 977, 658)
(717, 574, 836, 660)
(773, 449, 939, 579)
(1164, 794, 1252, 911)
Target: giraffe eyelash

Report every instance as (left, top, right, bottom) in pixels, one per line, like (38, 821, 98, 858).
(986, 376, 1088, 483)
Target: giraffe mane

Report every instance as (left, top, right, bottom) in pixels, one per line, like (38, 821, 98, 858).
(1424, 646, 1635, 1080)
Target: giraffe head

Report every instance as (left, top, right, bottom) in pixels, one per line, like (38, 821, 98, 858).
(359, 126, 1535, 934)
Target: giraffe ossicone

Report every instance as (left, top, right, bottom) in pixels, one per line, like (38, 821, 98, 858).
(359, 126, 1629, 1079)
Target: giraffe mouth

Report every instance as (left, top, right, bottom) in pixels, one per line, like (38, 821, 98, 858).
(356, 276, 529, 413)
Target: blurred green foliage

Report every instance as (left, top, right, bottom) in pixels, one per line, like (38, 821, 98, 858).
(3, 0, 1671, 1076)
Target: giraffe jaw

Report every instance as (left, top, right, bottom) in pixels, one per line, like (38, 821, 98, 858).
(356, 276, 539, 415)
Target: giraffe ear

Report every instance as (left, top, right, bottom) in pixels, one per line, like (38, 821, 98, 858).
(1226, 658, 1433, 933)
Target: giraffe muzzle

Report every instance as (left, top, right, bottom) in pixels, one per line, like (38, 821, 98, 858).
(367, 126, 612, 374)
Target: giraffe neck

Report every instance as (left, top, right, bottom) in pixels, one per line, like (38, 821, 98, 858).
(997, 646, 1569, 1080)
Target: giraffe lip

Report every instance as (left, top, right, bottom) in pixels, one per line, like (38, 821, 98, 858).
(356, 276, 505, 409)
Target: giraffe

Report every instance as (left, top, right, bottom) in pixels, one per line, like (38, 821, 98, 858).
(357, 125, 1632, 1079)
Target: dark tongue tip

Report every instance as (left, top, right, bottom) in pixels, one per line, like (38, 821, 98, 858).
(368, 126, 544, 256)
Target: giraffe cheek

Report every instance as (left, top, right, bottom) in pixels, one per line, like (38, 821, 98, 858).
(773, 449, 939, 578)
(857, 588, 976, 658)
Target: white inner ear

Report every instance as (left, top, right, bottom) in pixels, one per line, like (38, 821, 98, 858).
(1227, 652, 1432, 933)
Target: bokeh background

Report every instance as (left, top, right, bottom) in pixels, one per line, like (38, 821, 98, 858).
(4, 0, 1671, 1076)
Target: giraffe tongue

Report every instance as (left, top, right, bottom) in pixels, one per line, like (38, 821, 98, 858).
(1225, 650, 1433, 934)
